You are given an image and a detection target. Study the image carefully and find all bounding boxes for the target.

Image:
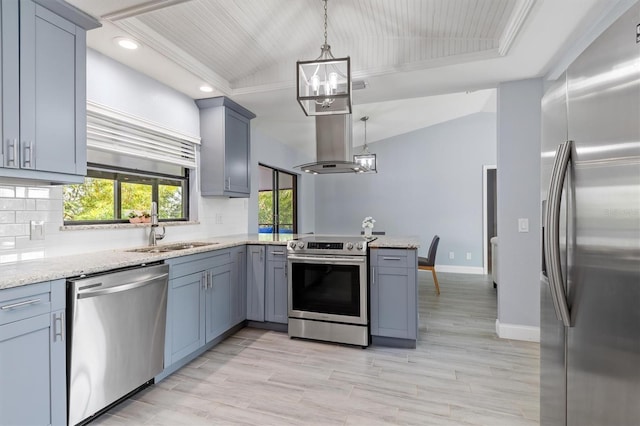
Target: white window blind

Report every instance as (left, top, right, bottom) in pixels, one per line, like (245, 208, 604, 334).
(86, 101, 200, 169)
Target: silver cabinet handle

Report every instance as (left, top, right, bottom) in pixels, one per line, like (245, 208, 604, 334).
(53, 312, 65, 342)
(543, 140, 572, 327)
(22, 140, 34, 168)
(0, 298, 41, 310)
(208, 272, 213, 289)
(271, 251, 285, 255)
(6, 138, 18, 167)
(382, 256, 402, 261)
(225, 177, 231, 190)
(260, 248, 264, 262)
(201, 272, 206, 290)
(371, 266, 375, 286)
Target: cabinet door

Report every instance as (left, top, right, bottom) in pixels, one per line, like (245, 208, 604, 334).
(371, 266, 417, 339)
(19, 1, 85, 175)
(265, 259, 288, 324)
(169, 272, 205, 364)
(1, 0, 20, 169)
(231, 247, 246, 325)
(224, 108, 250, 195)
(0, 313, 53, 426)
(206, 263, 232, 342)
(246, 246, 265, 321)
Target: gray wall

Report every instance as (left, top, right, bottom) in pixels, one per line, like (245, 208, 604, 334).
(496, 78, 543, 328)
(249, 130, 315, 234)
(314, 112, 497, 268)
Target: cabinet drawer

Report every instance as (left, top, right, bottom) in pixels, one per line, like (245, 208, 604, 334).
(376, 249, 409, 268)
(169, 249, 234, 279)
(266, 246, 287, 262)
(0, 282, 52, 326)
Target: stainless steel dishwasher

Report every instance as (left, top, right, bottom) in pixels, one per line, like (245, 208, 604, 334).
(67, 263, 169, 425)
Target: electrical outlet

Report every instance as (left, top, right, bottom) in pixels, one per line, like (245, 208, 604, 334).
(449, 251, 454, 259)
(30, 220, 45, 240)
(215, 213, 223, 224)
(518, 218, 529, 233)
(466, 252, 472, 260)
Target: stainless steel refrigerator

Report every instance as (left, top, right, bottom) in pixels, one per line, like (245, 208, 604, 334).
(540, 2, 640, 425)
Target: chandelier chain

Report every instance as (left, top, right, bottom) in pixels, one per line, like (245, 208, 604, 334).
(323, 0, 328, 46)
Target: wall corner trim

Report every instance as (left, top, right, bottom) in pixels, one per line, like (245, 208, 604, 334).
(495, 319, 540, 342)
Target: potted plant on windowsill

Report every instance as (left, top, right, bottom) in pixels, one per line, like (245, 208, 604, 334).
(128, 211, 151, 223)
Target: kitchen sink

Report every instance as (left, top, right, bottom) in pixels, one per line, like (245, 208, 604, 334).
(127, 241, 219, 254)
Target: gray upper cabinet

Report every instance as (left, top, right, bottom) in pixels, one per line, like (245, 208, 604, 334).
(0, 0, 98, 184)
(196, 96, 256, 197)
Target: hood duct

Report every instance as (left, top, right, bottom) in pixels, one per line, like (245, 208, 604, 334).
(296, 115, 366, 174)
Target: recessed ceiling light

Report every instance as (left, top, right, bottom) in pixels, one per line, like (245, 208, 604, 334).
(114, 37, 140, 50)
(199, 85, 214, 93)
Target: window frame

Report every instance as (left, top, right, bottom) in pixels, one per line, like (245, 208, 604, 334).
(258, 164, 297, 234)
(63, 163, 189, 225)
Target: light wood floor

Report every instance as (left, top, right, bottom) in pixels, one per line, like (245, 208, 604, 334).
(94, 273, 540, 425)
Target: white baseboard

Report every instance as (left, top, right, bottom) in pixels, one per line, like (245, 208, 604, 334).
(495, 319, 540, 342)
(433, 265, 484, 275)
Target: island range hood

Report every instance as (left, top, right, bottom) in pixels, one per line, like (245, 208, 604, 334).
(296, 114, 366, 174)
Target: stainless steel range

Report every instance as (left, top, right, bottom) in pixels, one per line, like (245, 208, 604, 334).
(287, 235, 375, 347)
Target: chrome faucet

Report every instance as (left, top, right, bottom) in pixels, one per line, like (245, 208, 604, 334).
(148, 201, 166, 246)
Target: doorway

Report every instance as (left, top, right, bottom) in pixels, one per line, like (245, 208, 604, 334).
(483, 165, 497, 274)
(258, 164, 297, 234)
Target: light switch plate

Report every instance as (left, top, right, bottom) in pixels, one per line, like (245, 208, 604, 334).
(30, 220, 45, 240)
(518, 218, 529, 233)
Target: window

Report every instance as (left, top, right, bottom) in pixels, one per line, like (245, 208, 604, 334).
(258, 165, 297, 234)
(64, 165, 188, 224)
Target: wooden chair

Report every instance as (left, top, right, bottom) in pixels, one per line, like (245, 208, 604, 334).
(418, 235, 441, 295)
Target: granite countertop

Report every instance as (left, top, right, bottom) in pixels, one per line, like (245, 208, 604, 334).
(0, 233, 419, 290)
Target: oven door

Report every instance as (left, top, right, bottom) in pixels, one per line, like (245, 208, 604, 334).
(288, 254, 367, 325)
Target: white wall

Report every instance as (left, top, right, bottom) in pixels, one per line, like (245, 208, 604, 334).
(496, 78, 543, 335)
(314, 111, 497, 270)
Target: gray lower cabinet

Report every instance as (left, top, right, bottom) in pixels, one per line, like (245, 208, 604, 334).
(246, 245, 265, 321)
(165, 248, 245, 367)
(247, 245, 288, 325)
(196, 96, 256, 197)
(0, 0, 97, 184)
(265, 246, 287, 324)
(0, 279, 66, 426)
(370, 248, 418, 343)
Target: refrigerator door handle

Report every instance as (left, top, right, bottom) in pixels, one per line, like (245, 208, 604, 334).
(544, 140, 572, 327)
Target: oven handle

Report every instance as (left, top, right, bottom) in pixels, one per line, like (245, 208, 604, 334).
(287, 255, 366, 264)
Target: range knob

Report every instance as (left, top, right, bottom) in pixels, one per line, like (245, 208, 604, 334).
(356, 242, 364, 251)
(288, 241, 296, 249)
(297, 241, 305, 249)
(346, 242, 354, 250)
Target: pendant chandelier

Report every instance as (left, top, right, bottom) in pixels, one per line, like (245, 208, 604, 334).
(354, 116, 377, 173)
(297, 0, 351, 116)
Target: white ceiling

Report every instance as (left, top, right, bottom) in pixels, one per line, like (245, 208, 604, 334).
(67, 0, 614, 155)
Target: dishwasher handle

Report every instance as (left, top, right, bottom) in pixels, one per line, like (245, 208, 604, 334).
(77, 272, 169, 299)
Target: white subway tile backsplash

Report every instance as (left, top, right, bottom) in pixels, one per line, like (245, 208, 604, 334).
(0, 223, 29, 237)
(0, 199, 26, 210)
(25, 199, 36, 210)
(36, 199, 59, 211)
(0, 237, 16, 250)
(15, 187, 26, 198)
(15, 210, 51, 223)
(15, 236, 45, 249)
(26, 187, 51, 199)
(0, 211, 15, 224)
(0, 187, 15, 197)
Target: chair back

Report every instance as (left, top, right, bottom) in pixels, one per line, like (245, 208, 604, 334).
(425, 235, 440, 266)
